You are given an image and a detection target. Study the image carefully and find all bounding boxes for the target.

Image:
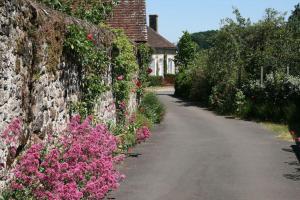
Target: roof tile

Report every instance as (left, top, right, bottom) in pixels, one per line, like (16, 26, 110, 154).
(106, 0, 147, 42)
(147, 27, 176, 49)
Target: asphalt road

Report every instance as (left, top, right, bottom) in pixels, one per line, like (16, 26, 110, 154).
(107, 92, 300, 200)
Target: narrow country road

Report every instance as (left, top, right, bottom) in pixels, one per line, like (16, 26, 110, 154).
(108, 91, 300, 200)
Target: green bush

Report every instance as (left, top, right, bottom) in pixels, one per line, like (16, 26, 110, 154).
(208, 82, 237, 114)
(175, 70, 192, 98)
(139, 92, 166, 124)
(241, 74, 300, 122)
(148, 76, 164, 87)
(234, 89, 247, 117)
(288, 101, 300, 140)
(189, 68, 210, 103)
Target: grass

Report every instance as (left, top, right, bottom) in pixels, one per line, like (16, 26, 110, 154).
(262, 122, 293, 142)
(145, 86, 174, 93)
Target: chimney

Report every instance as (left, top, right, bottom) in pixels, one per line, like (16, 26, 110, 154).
(149, 15, 158, 32)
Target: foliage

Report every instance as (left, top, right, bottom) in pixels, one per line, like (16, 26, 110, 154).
(288, 3, 300, 35)
(234, 89, 247, 117)
(136, 126, 151, 143)
(174, 69, 192, 98)
(137, 44, 154, 99)
(110, 112, 153, 151)
(0, 119, 24, 170)
(175, 51, 209, 103)
(111, 29, 139, 123)
(64, 25, 109, 117)
(36, 0, 118, 25)
(191, 30, 218, 50)
(148, 76, 163, 87)
(175, 31, 198, 69)
(2, 116, 124, 200)
(175, 5, 300, 133)
(139, 93, 165, 124)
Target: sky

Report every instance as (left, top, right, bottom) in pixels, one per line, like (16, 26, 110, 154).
(146, 0, 300, 43)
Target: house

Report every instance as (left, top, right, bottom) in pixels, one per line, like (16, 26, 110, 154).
(107, 0, 176, 76)
(147, 15, 177, 76)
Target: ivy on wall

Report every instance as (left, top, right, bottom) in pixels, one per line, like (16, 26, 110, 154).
(36, 0, 119, 25)
(137, 43, 154, 102)
(111, 29, 138, 123)
(64, 25, 109, 117)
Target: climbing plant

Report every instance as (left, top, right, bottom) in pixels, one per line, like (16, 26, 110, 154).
(111, 29, 138, 123)
(36, 0, 119, 25)
(64, 25, 109, 117)
(137, 43, 154, 101)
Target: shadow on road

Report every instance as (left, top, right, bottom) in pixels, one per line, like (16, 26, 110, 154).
(282, 145, 300, 181)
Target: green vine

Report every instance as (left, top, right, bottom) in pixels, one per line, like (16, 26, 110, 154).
(137, 43, 154, 101)
(36, 0, 119, 25)
(64, 25, 109, 117)
(111, 29, 139, 123)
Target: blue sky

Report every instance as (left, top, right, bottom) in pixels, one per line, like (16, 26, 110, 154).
(146, 0, 299, 43)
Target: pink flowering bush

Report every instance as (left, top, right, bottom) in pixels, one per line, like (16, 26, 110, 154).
(2, 118, 22, 146)
(5, 116, 125, 200)
(136, 126, 151, 143)
(112, 112, 153, 151)
(1, 118, 23, 168)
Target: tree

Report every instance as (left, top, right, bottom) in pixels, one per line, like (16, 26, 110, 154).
(287, 4, 300, 75)
(288, 3, 300, 34)
(175, 31, 198, 69)
(191, 30, 218, 50)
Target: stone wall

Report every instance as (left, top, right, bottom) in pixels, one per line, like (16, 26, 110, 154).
(0, 0, 121, 136)
(0, 0, 142, 190)
(0, 0, 138, 154)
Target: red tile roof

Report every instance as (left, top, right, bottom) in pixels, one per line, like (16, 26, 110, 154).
(106, 0, 147, 42)
(147, 27, 176, 49)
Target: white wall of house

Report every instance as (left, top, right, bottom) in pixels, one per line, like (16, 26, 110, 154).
(150, 54, 176, 76)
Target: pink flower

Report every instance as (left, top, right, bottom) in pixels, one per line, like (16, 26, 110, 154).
(147, 68, 153, 74)
(136, 80, 142, 88)
(10, 116, 124, 199)
(113, 154, 126, 164)
(87, 33, 93, 41)
(119, 101, 126, 110)
(117, 75, 124, 80)
(136, 126, 151, 143)
(2, 118, 22, 145)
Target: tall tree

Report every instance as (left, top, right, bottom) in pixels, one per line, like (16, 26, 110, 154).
(175, 31, 198, 69)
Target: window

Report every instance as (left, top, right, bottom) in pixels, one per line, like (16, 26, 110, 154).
(158, 58, 163, 76)
(168, 58, 173, 74)
(150, 58, 155, 75)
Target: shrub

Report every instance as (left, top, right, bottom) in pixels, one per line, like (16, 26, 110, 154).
(241, 74, 300, 122)
(189, 68, 210, 103)
(147, 76, 163, 87)
(3, 116, 124, 200)
(139, 93, 165, 124)
(174, 70, 192, 98)
(209, 82, 237, 114)
(110, 112, 153, 151)
(136, 126, 151, 143)
(288, 99, 300, 143)
(234, 89, 247, 117)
